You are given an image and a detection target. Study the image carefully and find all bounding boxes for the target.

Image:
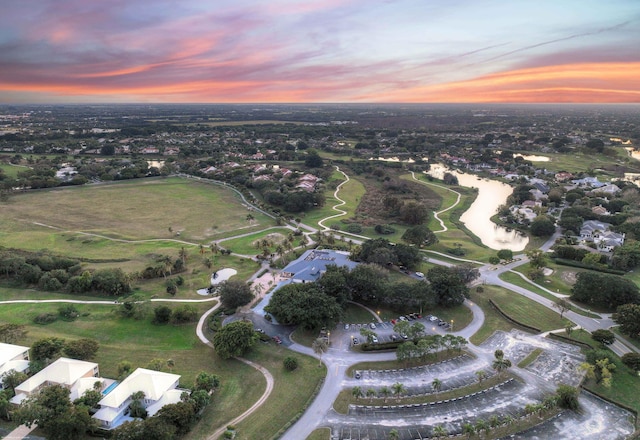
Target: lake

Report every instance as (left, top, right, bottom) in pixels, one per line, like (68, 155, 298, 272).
(426, 164, 529, 251)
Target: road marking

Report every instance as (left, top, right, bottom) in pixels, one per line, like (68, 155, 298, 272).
(592, 319, 600, 323)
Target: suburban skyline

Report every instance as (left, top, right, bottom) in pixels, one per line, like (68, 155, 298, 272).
(1, 0, 639, 104)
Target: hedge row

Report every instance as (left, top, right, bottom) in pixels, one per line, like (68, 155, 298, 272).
(551, 258, 627, 275)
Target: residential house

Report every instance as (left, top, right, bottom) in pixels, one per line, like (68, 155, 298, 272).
(591, 205, 610, 216)
(572, 177, 605, 188)
(10, 357, 100, 404)
(93, 368, 183, 430)
(140, 147, 159, 155)
(593, 184, 621, 196)
(555, 172, 574, 182)
(580, 220, 625, 252)
(0, 343, 30, 389)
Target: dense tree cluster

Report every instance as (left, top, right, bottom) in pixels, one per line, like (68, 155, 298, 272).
(354, 238, 422, 269)
(212, 321, 258, 359)
(396, 334, 468, 365)
(571, 272, 640, 309)
(218, 279, 254, 310)
(0, 248, 131, 295)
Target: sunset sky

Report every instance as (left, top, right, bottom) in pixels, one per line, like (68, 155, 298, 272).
(1, 0, 639, 103)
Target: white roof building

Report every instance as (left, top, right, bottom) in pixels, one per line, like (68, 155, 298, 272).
(93, 368, 182, 429)
(10, 357, 100, 404)
(0, 343, 30, 389)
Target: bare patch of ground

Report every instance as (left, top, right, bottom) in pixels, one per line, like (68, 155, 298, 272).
(561, 270, 578, 284)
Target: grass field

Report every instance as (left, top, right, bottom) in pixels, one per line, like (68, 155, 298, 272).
(0, 177, 273, 243)
(0, 162, 24, 178)
(219, 227, 302, 255)
(469, 285, 572, 344)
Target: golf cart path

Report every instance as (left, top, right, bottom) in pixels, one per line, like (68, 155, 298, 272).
(195, 302, 275, 440)
(409, 171, 462, 233)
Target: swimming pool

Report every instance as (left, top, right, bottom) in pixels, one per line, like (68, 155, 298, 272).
(102, 381, 119, 395)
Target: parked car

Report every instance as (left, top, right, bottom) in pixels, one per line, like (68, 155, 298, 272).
(429, 315, 439, 322)
(399, 316, 408, 321)
(415, 271, 424, 278)
(344, 323, 350, 330)
(390, 319, 397, 325)
(273, 336, 282, 344)
(371, 336, 378, 343)
(369, 322, 377, 329)
(255, 328, 265, 334)
(391, 334, 398, 341)
(354, 372, 361, 379)
(400, 333, 408, 339)
(353, 338, 359, 345)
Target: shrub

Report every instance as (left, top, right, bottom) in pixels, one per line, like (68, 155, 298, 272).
(374, 224, 396, 235)
(33, 313, 57, 325)
(283, 356, 299, 371)
(345, 223, 363, 234)
(58, 304, 79, 321)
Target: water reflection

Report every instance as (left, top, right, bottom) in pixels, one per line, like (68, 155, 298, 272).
(513, 154, 550, 162)
(426, 164, 529, 251)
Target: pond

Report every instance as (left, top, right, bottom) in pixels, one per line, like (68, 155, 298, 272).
(427, 164, 529, 251)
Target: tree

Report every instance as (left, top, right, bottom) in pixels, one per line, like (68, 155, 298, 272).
(379, 386, 391, 402)
(553, 298, 571, 319)
(14, 384, 94, 440)
(391, 382, 405, 400)
(621, 353, 640, 371)
(128, 391, 147, 418)
(530, 215, 556, 237)
(526, 249, 548, 269)
(475, 370, 487, 384)
(497, 249, 513, 261)
(213, 321, 258, 359)
(194, 371, 220, 392)
(614, 303, 640, 338)
(117, 360, 134, 379)
(387, 428, 400, 440)
(431, 377, 442, 394)
(153, 305, 173, 324)
(304, 149, 323, 168)
(402, 224, 438, 247)
(63, 338, 99, 360)
(556, 384, 580, 410)
(462, 422, 475, 439)
(31, 337, 65, 362)
(572, 273, 640, 309)
(352, 386, 363, 400)
(219, 279, 254, 310)
(317, 265, 351, 305)
(433, 425, 447, 439)
(155, 401, 197, 435)
(359, 328, 377, 344)
(265, 283, 342, 330)
(312, 338, 329, 366)
(2, 369, 28, 392)
(426, 266, 468, 307)
(591, 329, 615, 346)
(283, 356, 299, 371)
(399, 201, 429, 225)
(492, 350, 512, 376)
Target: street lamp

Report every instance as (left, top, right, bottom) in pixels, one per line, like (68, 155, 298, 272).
(450, 320, 454, 332)
(327, 331, 331, 345)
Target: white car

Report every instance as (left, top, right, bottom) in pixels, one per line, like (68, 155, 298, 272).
(369, 322, 377, 329)
(371, 336, 379, 343)
(415, 271, 424, 278)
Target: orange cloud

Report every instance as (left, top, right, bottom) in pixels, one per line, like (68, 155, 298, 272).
(376, 62, 640, 103)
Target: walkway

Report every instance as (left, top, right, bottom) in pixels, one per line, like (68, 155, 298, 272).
(409, 171, 461, 233)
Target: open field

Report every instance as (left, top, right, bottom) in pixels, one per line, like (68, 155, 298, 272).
(219, 227, 302, 255)
(0, 177, 273, 243)
(469, 285, 572, 344)
(0, 162, 23, 178)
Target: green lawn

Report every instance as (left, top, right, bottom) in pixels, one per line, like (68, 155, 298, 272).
(0, 177, 274, 243)
(469, 285, 572, 344)
(218, 227, 300, 255)
(0, 162, 23, 178)
(499, 271, 601, 319)
(306, 428, 331, 440)
(228, 346, 326, 440)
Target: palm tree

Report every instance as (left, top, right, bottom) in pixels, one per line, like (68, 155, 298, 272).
(351, 386, 363, 401)
(379, 386, 391, 403)
(431, 378, 442, 394)
(246, 213, 254, 224)
(178, 246, 188, 264)
(391, 382, 405, 401)
(433, 425, 447, 439)
(462, 423, 475, 439)
(199, 244, 205, 255)
(210, 243, 219, 255)
(475, 370, 487, 384)
(492, 351, 512, 377)
(366, 388, 377, 401)
(488, 415, 500, 429)
(312, 338, 328, 366)
(166, 359, 175, 372)
(475, 419, 487, 438)
(387, 429, 399, 440)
